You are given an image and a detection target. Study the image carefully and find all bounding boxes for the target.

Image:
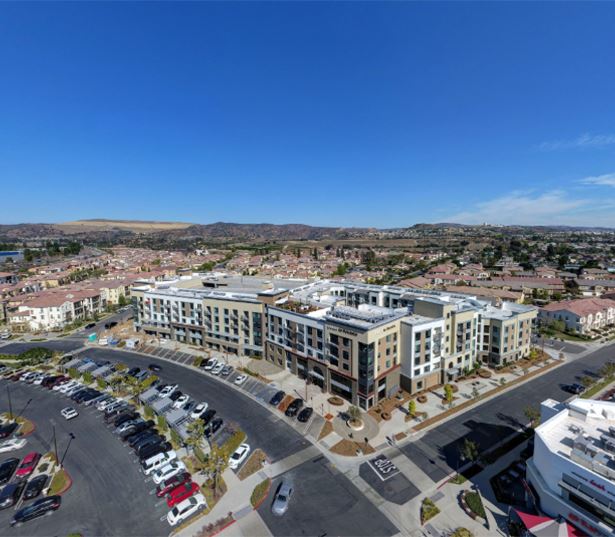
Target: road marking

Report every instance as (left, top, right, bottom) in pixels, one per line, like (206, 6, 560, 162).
(368, 455, 400, 482)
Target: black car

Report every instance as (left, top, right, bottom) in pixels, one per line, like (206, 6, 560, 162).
(138, 441, 172, 463)
(148, 364, 162, 373)
(133, 434, 164, 453)
(169, 390, 183, 402)
(11, 495, 61, 526)
(85, 323, 96, 329)
(297, 407, 313, 423)
(79, 390, 101, 403)
(0, 458, 19, 486)
(41, 375, 60, 388)
(563, 383, 585, 395)
(120, 420, 154, 440)
(0, 423, 18, 439)
(127, 429, 158, 447)
(269, 390, 286, 406)
(135, 438, 168, 459)
(285, 398, 303, 418)
(23, 474, 47, 500)
(126, 367, 141, 377)
(113, 411, 138, 428)
(104, 321, 118, 329)
(205, 418, 223, 438)
(0, 480, 26, 509)
(103, 405, 132, 423)
(200, 409, 217, 425)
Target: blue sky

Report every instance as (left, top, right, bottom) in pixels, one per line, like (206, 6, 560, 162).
(1, 2, 614, 228)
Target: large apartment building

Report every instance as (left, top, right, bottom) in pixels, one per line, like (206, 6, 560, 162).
(133, 274, 537, 409)
(527, 398, 615, 536)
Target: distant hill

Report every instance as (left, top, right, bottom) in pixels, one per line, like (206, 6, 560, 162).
(56, 219, 194, 234)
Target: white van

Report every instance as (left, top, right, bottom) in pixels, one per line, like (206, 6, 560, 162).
(142, 450, 177, 475)
(98, 338, 108, 346)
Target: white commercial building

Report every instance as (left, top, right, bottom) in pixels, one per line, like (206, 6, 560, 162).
(527, 398, 615, 536)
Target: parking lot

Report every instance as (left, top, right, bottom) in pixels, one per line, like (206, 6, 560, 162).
(0, 381, 169, 536)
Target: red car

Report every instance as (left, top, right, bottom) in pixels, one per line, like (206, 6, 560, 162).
(166, 481, 200, 508)
(156, 472, 191, 498)
(15, 452, 40, 479)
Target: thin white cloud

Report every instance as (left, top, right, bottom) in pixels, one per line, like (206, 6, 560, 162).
(446, 190, 614, 227)
(579, 172, 615, 187)
(538, 133, 615, 151)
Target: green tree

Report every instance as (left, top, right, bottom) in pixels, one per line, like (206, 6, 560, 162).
(408, 399, 416, 417)
(67, 367, 79, 379)
(96, 377, 107, 390)
(185, 419, 206, 456)
(347, 405, 361, 423)
(444, 384, 454, 405)
(524, 405, 541, 428)
(157, 415, 168, 432)
(117, 294, 128, 307)
(83, 371, 93, 385)
(201, 442, 228, 499)
(460, 438, 479, 465)
(144, 405, 154, 420)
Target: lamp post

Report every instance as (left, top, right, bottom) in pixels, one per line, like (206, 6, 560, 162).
(15, 398, 33, 424)
(6, 387, 13, 422)
(60, 433, 76, 468)
(50, 422, 59, 465)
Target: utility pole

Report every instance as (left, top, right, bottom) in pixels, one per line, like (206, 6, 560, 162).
(50, 420, 59, 464)
(6, 387, 13, 422)
(60, 433, 76, 468)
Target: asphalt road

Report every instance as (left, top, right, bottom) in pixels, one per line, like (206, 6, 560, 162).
(258, 455, 398, 537)
(0, 381, 169, 536)
(0, 340, 85, 355)
(81, 348, 311, 463)
(405, 341, 615, 479)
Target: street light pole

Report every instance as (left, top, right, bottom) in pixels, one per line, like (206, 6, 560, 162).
(6, 387, 13, 422)
(60, 433, 76, 468)
(52, 425, 59, 465)
(15, 398, 32, 423)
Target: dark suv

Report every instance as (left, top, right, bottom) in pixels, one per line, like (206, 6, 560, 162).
(285, 398, 303, 418)
(0, 458, 19, 486)
(11, 495, 61, 526)
(269, 390, 286, 406)
(0, 481, 26, 509)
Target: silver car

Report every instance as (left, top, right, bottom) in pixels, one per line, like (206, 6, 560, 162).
(271, 481, 293, 516)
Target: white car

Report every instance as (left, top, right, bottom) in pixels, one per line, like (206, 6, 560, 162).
(52, 380, 72, 392)
(32, 374, 45, 385)
(191, 402, 209, 419)
(153, 461, 186, 485)
(228, 443, 250, 470)
(172, 394, 190, 409)
(167, 493, 206, 526)
(20, 372, 36, 382)
(159, 384, 178, 398)
(61, 407, 79, 420)
(57, 381, 77, 393)
(203, 359, 218, 371)
(212, 363, 224, 375)
(234, 374, 248, 386)
(97, 397, 116, 411)
(0, 438, 27, 453)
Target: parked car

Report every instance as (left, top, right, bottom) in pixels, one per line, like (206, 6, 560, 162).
(0, 458, 19, 485)
(0, 438, 27, 453)
(234, 374, 248, 385)
(138, 442, 173, 463)
(191, 402, 209, 419)
(120, 420, 154, 441)
(0, 423, 19, 439)
(133, 433, 164, 453)
(172, 394, 190, 409)
(212, 363, 224, 375)
(15, 452, 40, 479)
(156, 471, 191, 498)
(159, 384, 178, 398)
(10, 495, 61, 526)
(166, 481, 200, 508)
(297, 407, 313, 423)
(115, 419, 143, 435)
(169, 391, 184, 403)
(153, 461, 187, 485)
(113, 411, 138, 428)
(142, 451, 177, 476)
(126, 367, 141, 377)
(285, 398, 303, 418)
(203, 359, 218, 371)
(23, 474, 47, 500)
(205, 418, 223, 438)
(221, 365, 233, 377)
(60, 407, 78, 421)
(85, 323, 96, 329)
(271, 480, 293, 516)
(228, 444, 250, 470)
(166, 493, 206, 526)
(128, 429, 158, 448)
(200, 409, 217, 425)
(563, 383, 585, 395)
(269, 390, 286, 406)
(148, 364, 162, 373)
(0, 480, 27, 509)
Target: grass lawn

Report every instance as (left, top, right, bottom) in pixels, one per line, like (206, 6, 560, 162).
(48, 468, 70, 495)
(250, 478, 271, 508)
(237, 449, 267, 481)
(464, 491, 486, 519)
(449, 473, 467, 485)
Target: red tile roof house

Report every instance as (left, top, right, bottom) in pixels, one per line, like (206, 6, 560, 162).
(10, 289, 104, 332)
(539, 298, 615, 335)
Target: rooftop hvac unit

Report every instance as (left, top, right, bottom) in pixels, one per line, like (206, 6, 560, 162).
(608, 426, 615, 438)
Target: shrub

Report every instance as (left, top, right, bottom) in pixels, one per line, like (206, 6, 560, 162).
(417, 394, 428, 404)
(464, 491, 486, 519)
(421, 497, 440, 524)
(193, 357, 203, 368)
(144, 405, 154, 420)
(157, 415, 168, 432)
(221, 430, 247, 457)
(250, 479, 271, 508)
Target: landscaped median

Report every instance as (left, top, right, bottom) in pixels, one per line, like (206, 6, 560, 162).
(250, 478, 271, 509)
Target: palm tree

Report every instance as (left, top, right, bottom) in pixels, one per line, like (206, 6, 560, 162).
(185, 420, 206, 458)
